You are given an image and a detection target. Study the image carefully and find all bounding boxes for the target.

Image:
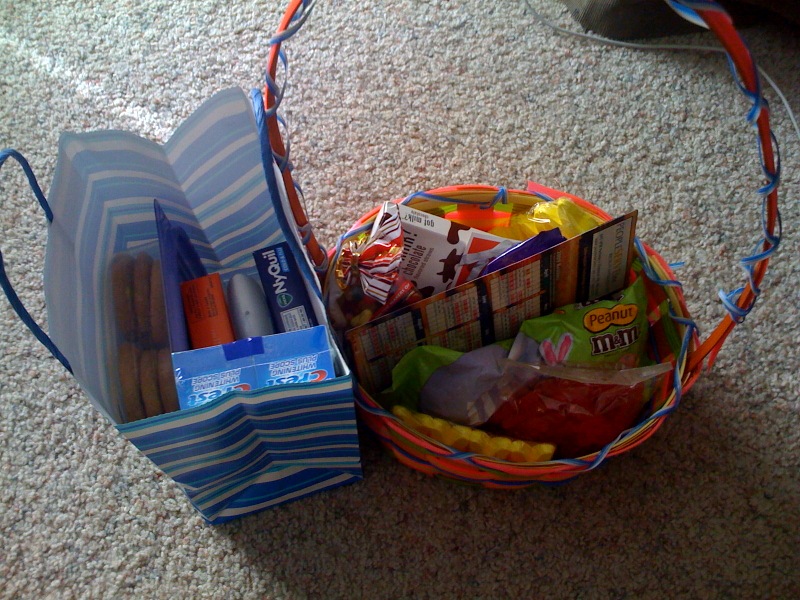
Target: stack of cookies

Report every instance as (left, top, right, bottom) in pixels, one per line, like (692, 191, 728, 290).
(110, 252, 180, 423)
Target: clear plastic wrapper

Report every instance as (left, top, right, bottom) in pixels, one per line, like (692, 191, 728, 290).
(510, 269, 650, 368)
(379, 343, 512, 421)
(417, 343, 512, 425)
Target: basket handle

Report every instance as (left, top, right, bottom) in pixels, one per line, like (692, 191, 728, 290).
(263, 0, 327, 272)
(677, 6, 780, 373)
(0, 149, 72, 373)
(263, 0, 781, 374)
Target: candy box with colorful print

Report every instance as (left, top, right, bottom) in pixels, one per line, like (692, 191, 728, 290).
(389, 202, 518, 296)
(172, 325, 335, 409)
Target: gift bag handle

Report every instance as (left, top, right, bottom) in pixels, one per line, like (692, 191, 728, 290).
(262, 0, 781, 376)
(0, 149, 72, 373)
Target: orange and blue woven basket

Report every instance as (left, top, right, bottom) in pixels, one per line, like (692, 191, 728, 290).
(262, 0, 782, 486)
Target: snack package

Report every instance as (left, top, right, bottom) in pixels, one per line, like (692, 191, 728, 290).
(390, 201, 518, 295)
(326, 205, 410, 333)
(382, 342, 515, 425)
(485, 361, 672, 458)
(529, 196, 606, 239)
(110, 251, 180, 422)
(510, 270, 651, 369)
(479, 227, 566, 277)
(392, 405, 556, 463)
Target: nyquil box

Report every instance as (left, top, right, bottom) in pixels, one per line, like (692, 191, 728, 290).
(171, 326, 335, 409)
(254, 242, 318, 333)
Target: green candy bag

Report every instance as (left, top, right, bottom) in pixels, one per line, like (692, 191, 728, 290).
(511, 273, 650, 369)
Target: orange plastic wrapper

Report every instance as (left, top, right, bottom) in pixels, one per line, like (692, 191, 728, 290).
(485, 362, 672, 459)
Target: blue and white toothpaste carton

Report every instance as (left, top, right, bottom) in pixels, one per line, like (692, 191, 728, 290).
(171, 325, 335, 410)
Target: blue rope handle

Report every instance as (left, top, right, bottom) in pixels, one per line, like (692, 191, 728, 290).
(0, 149, 72, 373)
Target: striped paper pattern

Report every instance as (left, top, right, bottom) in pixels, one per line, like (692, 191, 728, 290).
(118, 376, 361, 524)
(43, 87, 362, 521)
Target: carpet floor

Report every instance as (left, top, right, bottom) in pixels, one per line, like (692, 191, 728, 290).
(1, 1, 798, 598)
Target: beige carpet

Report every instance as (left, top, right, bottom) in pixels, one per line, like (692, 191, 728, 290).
(1, 1, 798, 598)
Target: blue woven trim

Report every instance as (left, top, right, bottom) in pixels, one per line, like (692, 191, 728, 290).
(529, 190, 555, 202)
(633, 237, 697, 399)
(634, 238, 684, 289)
(401, 186, 510, 209)
(267, 0, 316, 47)
(0, 149, 72, 373)
(264, 48, 287, 120)
(272, 113, 292, 172)
(297, 222, 312, 245)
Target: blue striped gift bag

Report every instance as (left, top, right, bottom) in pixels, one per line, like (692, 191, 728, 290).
(117, 379, 362, 524)
(0, 88, 362, 523)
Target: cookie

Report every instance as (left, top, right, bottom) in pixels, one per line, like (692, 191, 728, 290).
(139, 349, 163, 418)
(157, 348, 180, 414)
(110, 253, 136, 341)
(149, 260, 169, 348)
(133, 252, 154, 347)
(118, 342, 144, 423)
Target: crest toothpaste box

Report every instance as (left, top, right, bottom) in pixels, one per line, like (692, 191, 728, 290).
(254, 242, 318, 333)
(171, 325, 334, 409)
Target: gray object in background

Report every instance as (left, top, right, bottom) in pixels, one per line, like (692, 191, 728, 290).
(560, 0, 765, 39)
(561, 0, 702, 39)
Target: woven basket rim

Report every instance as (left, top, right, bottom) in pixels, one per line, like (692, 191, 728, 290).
(339, 185, 696, 481)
